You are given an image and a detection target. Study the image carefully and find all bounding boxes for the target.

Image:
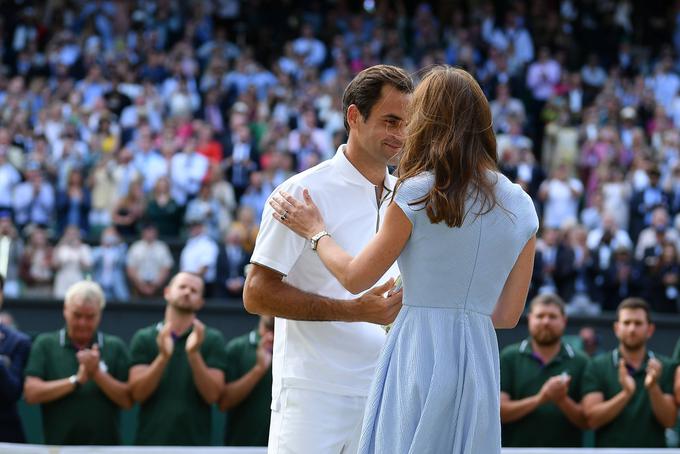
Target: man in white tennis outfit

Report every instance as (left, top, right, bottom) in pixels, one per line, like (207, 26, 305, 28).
(244, 65, 413, 454)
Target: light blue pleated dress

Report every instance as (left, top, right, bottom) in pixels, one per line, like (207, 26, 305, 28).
(358, 171, 539, 454)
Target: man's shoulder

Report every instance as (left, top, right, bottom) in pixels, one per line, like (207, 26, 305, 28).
(278, 160, 336, 190)
(32, 330, 61, 346)
(102, 333, 128, 350)
(204, 325, 226, 342)
(0, 324, 31, 348)
(500, 342, 524, 359)
(225, 332, 251, 352)
(131, 324, 160, 342)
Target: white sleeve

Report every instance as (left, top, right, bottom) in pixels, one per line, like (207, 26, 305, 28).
(250, 181, 306, 276)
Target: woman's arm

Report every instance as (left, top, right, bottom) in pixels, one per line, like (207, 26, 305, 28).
(272, 190, 411, 294)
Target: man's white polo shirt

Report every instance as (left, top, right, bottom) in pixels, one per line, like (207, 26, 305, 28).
(251, 145, 399, 407)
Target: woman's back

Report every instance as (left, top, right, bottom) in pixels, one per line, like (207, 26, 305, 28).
(395, 171, 538, 315)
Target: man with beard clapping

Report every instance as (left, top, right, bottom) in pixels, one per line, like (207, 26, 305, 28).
(582, 298, 677, 447)
(500, 294, 589, 447)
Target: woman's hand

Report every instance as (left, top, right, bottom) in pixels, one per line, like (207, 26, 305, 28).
(270, 189, 325, 239)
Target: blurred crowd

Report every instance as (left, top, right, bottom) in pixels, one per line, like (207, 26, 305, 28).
(0, 0, 679, 314)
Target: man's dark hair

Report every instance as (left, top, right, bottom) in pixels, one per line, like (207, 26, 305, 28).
(342, 65, 413, 133)
(616, 297, 652, 323)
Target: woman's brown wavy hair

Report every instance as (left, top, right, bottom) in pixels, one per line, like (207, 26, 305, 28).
(395, 66, 499, 227)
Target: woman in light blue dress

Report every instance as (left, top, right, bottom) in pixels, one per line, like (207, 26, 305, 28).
(270, 66, 539, 453)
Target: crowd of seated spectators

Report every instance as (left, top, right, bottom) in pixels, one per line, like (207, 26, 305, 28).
(0, 0, 679, 315)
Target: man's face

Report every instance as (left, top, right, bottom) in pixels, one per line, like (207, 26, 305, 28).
(63, 299, 101, 345)
(165, 273, 204, 313)
(350, 85, 411, 167)
(614, 308, 653, 351)
(528, 303, 566, 346)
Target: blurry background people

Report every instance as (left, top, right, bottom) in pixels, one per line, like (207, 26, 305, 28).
(582, 298, 677, 448)
(501, 294, 588, 447)
(220, 315, 274, 446)
(91, 227, 129, 302)
(23, 281, 131, 445)
(0, 274, 31, 442)
(128, 272, 227, 446)
(126, 223, 174, 298)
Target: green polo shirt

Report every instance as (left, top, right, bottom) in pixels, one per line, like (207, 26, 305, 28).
(500, 338, 589, 447)
(23, 329, 130, 445)
(673, 338, 680, 362)
(581, 348, 675, 448)
(130, 322, 227, 446)
(224, 330, 272, 446)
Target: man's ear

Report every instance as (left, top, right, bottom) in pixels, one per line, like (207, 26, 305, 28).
(347, 104, 361, 130)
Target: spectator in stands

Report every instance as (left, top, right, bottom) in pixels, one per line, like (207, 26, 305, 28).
(179, 216, 218, 297)
(56, 169, 91, 237)
(185, 182, 221, 240)
(500, 294, 588, 447)
(91, 227, 129, 302)
(0, 274, 31, 443)
(145, 176, 182, 238)
(19, 225, 54, 297)
(0, 149, 21, 215)
(538, 162, 583, 229)
(23, 281, 132, 445)
(128, 272, 227, 446)
(111, 178, 145, 240)
(220, 315, 274, 446)
(126, 222, 174, 298)
(12, 164, 54, 231)
(215, 225, 250, 299)
(52, 226, 92, 299)
(579, 326, 602, 357)
(0, 213, 24, 298)
(582, 298, 677, 447)
(170, 134, 209, 206)
(635, 206, 680, 260)
(630, 167, 671, 243)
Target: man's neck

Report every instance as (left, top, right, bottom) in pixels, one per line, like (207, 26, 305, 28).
(620, 344, 647, 369)
(164, 306, 194, 335)
(344, 140, 386, 189)
(531, 339, 561, 364)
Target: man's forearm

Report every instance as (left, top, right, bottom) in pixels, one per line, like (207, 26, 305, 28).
(93, 369, 133, 409)
(129, 355, 169, 403)
(219, 364, 268, 411)
(556, 397, 588, 429)
(23, 377, 75, 405)
(187, 352, 223, 404)
(584, 392, 630, 429)
(500, 394, 543, 423)
(648, 385, 678, 428)
(244, 270, 356, 322)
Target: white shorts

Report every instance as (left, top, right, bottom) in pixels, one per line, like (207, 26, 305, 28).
(267, 387, 367, 454)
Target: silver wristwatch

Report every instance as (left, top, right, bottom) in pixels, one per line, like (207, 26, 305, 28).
(310, 230, 331, 251)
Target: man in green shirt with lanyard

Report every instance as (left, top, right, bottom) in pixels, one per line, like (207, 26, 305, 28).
(219, 315, 274, 446)
(128, 272, 227, 446)
(582, 298, 677, 447)
(23, 281, 132, 445)
(500, 293, 589, 447)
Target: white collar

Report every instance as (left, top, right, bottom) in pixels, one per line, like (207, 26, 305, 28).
(331, 145, 395, 192)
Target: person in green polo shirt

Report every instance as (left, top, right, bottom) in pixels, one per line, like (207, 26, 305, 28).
(23, 280, 132, 445)
(128, 271, 227, 446)
(582, 297, 677, 447)
(500, 293, 589, 447)
(219, 315, 274, 446)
